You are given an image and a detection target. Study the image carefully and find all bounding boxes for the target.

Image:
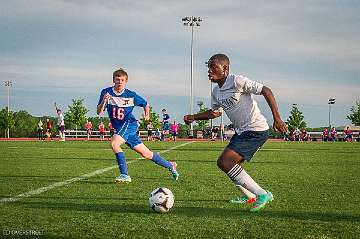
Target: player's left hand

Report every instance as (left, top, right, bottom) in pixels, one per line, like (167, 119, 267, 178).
(273, 118, 288, 133)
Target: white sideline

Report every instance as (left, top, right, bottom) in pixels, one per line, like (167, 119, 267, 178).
(1, 141, 194, 204)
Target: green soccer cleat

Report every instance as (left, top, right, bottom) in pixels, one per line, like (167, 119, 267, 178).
(230, 195, 256, 204)
(114, 174, 132, 183)
(170, 162, 179, 181)
(250, 191, 273, 212)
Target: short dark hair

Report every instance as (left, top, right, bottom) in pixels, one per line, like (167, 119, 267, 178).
(113, 68, 128, 79)
(208, 54, 230, 66)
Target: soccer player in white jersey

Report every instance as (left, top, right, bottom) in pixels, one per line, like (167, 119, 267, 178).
(97, 68, 179, 183)
(184, 54, 288, 212)
(54, 103, 66, 141)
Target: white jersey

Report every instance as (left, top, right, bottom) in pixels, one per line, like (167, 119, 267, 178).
(57, 113, 65, 126)
(211, 74, 269, 135)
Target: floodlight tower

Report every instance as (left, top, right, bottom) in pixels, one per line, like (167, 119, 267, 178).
(182, 16, 202, 138)
(328, 98, 335, 128)
(4, 81, 13, 138)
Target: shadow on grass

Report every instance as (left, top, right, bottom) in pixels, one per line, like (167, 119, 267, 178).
(17, 200, 360, 222)
(257, 210, 360, 222)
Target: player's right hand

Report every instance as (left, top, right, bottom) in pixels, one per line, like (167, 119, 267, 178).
(103, 93, 111, 103)
(183, 115, 194, 125)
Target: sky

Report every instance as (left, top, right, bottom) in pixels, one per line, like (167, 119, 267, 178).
(0, 0, 359, 128)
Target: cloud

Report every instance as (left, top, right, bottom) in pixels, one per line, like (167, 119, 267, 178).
(0, 0, 359, 127)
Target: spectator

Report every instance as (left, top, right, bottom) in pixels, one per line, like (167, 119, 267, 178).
(322, 128, 329, 142)
(170, 121, 179, 141)
(301, 129, 309, 141)
(287, 131, 295, 141)
(85, 120, 92, 141)
(153, 129, 162, 141)
(344, 126, 353, 142)
(293, 128, 301, 141)
(54, 103, 65, 141)
(330, 127, 337, 142)
(37, 119, 43, 140)
(108, 122, 114, 138)
(45, 118, 52, 140)
(136, 120, 140, 137)
(147, 121, 153, 141)
(98, 121, 106, 141)
(161, 109, 170, 141)
(211, 127, 219, 140)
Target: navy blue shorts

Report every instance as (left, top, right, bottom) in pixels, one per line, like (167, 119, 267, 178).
(116, 122, 142, 149)
(227, 130, 269, 162)
(162, 123, 170, 131)
(58, 125, 65, 132)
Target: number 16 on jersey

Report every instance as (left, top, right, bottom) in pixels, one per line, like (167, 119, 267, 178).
(112, 108, 125, 120)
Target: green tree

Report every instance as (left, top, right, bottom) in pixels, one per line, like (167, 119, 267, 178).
(13, 110, 38, 137)
(347, 101, 360, 126)
(0, 107, 15, 138)
(286, 104, 307, 132)
(177, 123, 189, 138)
(139, 107, 161, 130)
(65, 98, 89, 138)
(195, 101, 209, 130)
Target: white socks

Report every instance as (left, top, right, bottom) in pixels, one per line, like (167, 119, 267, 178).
(236, 185, 256, 199)
(227, 164, 267, 196)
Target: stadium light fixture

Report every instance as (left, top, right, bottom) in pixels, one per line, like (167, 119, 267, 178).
(328, 98, 335, 128)
(182, 16, 203, 138)
(4, 81, 13, 138)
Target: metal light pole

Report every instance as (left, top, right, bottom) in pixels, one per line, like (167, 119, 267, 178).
(182, 16, 202, 138)
(328, 98, 335, 128)
(4, 81, 13, 138)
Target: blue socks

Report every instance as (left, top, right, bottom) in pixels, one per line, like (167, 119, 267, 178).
(115, 152, 128, 175)
(116, 152, 171, 175)
(151, 153, 172, 169)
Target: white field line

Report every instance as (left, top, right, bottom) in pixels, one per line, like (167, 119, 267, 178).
(1, 141, 194, 204)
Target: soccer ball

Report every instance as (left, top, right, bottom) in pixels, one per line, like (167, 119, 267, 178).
(149, 187, 174, 213)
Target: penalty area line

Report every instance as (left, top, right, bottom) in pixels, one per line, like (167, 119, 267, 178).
(0, 141, 194, 204)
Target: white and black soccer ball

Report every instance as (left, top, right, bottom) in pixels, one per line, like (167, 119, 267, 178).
(149, 187, 174, 213)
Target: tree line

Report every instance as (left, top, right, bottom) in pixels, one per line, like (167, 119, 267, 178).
(0, 99, 209, 138)
(0, 98, 359, 138)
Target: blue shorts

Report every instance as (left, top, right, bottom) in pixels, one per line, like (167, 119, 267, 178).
(115, 122, 142, 149)
(162, 123, 170, 131)
(58, 125, 65, 132)
(227, 130, 269, 162)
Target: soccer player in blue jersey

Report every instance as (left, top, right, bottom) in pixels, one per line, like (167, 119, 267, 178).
(161, 109, 170, 141)
(97, 69, 179, 183)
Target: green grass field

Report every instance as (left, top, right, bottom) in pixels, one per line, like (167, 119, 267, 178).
(1, 140, 359, 239)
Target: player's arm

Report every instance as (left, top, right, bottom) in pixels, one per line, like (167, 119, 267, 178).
(54, 102, 59, 112)
(97, 93, 111, 115)
(143, 104, 150, 121)
(183, 109, 221, 125)
(261, 86, 288, 133)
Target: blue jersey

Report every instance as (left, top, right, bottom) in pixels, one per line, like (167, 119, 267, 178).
(98, 87, 147, 130)
(162, 113, 170, 124)
(162, 113, 170, 131)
